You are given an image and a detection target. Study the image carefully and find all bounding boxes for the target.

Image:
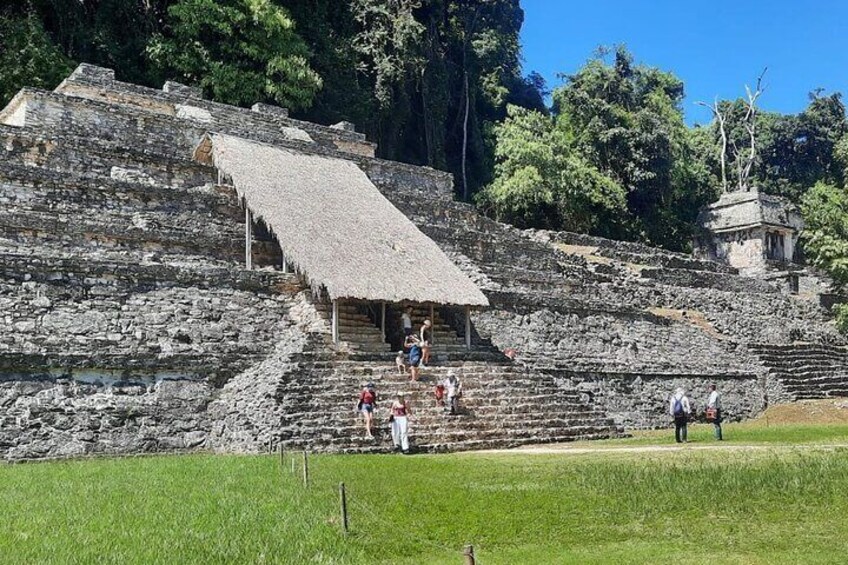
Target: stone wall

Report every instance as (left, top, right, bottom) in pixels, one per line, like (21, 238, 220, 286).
(551, 371, 765, 428)
(55, 63, 377, 157)
(0, 374, 214, 460)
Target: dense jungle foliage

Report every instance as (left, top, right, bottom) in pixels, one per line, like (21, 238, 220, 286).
(1, 1, 846, 287)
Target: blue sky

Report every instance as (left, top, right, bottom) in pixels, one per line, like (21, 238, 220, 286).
(520, 0, 848, 124)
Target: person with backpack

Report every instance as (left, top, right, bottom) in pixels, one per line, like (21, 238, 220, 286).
(706, 384, 723, 440)
(389, 392, 411, 453)
(669, 387, 691, 443)
(356, 383, 377, 440)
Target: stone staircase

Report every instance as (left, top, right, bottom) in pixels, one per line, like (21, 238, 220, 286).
(311, 301, 501, 361)
(750, 343, 848, 400)
(276, 357, 624, 453)
(313, 302, 391, 355)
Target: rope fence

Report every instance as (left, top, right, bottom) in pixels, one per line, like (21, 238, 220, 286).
(271, 445, 477, 563)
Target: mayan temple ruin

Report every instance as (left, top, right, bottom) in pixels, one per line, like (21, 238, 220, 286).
(1, 64, 847, 460)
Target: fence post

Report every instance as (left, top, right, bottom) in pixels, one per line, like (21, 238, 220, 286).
(339, 482, 349, 535)
(291, 456, 296, 474)
(463, 545, 475, 565)
(302, 451, 309, 488)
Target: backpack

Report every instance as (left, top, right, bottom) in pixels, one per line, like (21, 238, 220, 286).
(673, 397, 684, 416)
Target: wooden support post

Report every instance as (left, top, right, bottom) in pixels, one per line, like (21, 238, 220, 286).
(244, 204, 253, 270)
(302, 451, 309, 488)
(339, 482, 349, 535)
(331, 300, 340, 345)
(267, 439, 273, 454)
(281, 252, 289, 274)
(279, 444, 284, 469)
(380, 302, 386, 342)
(217, 169, 223, 185)
(291, 456, 296, 474)
(465, 306, 472, 350)
(463, 545, 475, 565)
(430, 304, 435, 344)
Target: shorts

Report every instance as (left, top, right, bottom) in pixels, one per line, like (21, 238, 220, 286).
(404, 327, 414, 336)
(361, 403, 373, 413)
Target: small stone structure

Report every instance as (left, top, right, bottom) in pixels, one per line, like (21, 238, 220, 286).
(695, 189, 804, 274)
(1, 65, 847, 461)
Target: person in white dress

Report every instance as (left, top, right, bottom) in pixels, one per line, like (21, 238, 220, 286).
(390, 393, 411, 453)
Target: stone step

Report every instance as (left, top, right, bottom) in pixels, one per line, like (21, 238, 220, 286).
(284, 420, 619, 441)
(282, 395, 589, 415)
(283, 412, 608, 431)
(287, 425, 619, 448)
(280, 428, 622, 453)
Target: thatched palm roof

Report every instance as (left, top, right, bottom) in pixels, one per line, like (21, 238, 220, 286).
(194, 133, 488, 307)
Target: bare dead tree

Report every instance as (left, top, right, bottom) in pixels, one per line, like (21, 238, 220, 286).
(738, 68, 767, 190)
(696, 98, 729, 192)
(696, 68, 767, 193)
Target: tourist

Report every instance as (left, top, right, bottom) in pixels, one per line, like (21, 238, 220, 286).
(669, 387, 691, 443)
(395, 350, 407, 375)
(434, 382, 445, 408)
(419, 319, 433, 367)
(706, 384, 723, 440)
(401, 306, 414, 337)
(405, 334, 422, 381)
(389, 392, 411, 453)
(357, 383, 377, 440)
(444, 371, 462, 415)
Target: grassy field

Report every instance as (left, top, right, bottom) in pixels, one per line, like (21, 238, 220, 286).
(2, 408, 848, 564)
(570, 398, 848, 448)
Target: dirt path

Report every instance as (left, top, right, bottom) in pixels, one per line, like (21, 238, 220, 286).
(472, 442, 848, 456)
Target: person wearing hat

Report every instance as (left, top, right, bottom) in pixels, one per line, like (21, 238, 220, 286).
(389, 392, 411, 453)
(444, 371, 462, 415)
(357, 383, 378, 440)
(706, 384, 723, 440)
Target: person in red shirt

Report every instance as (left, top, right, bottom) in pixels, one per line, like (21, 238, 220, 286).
(434, 383, 445, 408)
(357, 383, 378, 439)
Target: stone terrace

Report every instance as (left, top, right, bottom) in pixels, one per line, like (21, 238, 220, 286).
(1, 66, 845, 459)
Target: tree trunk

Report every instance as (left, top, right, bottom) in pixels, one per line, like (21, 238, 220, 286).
(462, 71, 470, 201)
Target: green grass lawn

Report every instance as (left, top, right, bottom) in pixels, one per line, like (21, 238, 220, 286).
(573, 420, 848, 447)
(3, 426, 848, 564)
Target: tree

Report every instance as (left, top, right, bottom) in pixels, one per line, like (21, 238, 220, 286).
(476, 105, 627, 234)
(338, 0, 541, 199)
(483, 46, 713, 250)
(350, 0, 425, 108)
(276, 0, 376, 128)
(802, 182, 848, 284)
(801, 181, 848, 331)
(0, 9, 74, 106)
(699, 90, 847, 202)
(147, 0, 321, 109)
